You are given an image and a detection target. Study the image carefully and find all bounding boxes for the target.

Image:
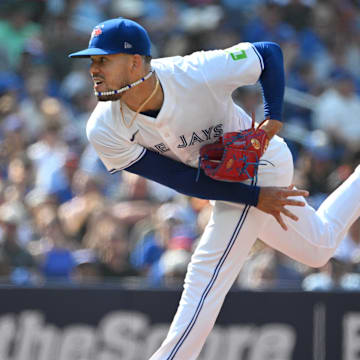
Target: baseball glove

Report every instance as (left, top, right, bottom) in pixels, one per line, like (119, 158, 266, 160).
(199, 113, 270, 182)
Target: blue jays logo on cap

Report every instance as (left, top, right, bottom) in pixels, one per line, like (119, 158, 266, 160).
(91, 26, 103, 39)
(69, 18, 151, 58)
(89, 25, 104, 44)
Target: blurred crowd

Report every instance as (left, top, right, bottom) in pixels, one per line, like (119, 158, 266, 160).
(1, 0, 360, 291)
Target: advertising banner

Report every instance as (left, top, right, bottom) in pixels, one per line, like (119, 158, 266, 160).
(0, 288, 360, 360)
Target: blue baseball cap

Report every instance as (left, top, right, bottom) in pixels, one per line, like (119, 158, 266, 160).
(69, 18, 151, 58)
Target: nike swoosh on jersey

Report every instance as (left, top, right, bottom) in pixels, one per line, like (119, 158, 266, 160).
(130, 130, 139, 142)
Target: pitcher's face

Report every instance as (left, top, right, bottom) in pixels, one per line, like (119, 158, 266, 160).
(90, 54, 132, 101)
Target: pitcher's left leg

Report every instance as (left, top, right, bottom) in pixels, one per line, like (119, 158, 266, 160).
(149, 201, 267, 360)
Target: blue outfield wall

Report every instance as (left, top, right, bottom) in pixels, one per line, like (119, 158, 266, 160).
(0, 287, 360, 360)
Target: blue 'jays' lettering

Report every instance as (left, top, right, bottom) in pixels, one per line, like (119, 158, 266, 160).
(201, 127, 214, 140)
(177, 124, 223, 148)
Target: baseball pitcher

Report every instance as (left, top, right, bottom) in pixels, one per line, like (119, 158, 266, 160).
(69, 18, 360, 360)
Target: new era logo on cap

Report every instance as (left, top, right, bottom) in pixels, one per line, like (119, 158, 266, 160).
(124, 42, 133, 49)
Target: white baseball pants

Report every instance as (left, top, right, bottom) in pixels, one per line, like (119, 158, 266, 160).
(149, 136, 360, 360)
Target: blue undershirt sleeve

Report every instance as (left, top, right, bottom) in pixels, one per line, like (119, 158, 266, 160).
(125, 150, 260, 207)
(252, 41, 285, 121)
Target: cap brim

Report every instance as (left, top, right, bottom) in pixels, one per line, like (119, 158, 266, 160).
(68, 48, 113, 58)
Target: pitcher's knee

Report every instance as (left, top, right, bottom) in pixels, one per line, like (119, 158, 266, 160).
(303, 248, 334, 268)
(306, 256, 331, 269)
(302, 228, 338, 268)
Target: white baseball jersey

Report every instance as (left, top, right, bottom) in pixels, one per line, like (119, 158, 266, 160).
(86, 42, 264, 172)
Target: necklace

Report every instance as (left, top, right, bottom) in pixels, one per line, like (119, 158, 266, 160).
(120, 76, 160, 129)
(95, 69, 154, 96)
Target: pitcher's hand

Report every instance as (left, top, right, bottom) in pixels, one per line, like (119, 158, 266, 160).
(257, 185, 309, 231)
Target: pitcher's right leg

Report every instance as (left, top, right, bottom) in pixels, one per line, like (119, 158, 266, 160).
(259, 167, 360, 267)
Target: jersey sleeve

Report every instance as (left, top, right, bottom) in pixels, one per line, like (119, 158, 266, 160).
(87, 122, 146, 174)
(194, 42, 263, 98)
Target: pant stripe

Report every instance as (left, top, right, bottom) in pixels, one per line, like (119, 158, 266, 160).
(166, 203, 251, 360)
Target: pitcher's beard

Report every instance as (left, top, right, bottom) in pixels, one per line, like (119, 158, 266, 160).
(95, 81, 128, 102)
(94, 70, 154, 103)
(97, 93, 122, 101)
